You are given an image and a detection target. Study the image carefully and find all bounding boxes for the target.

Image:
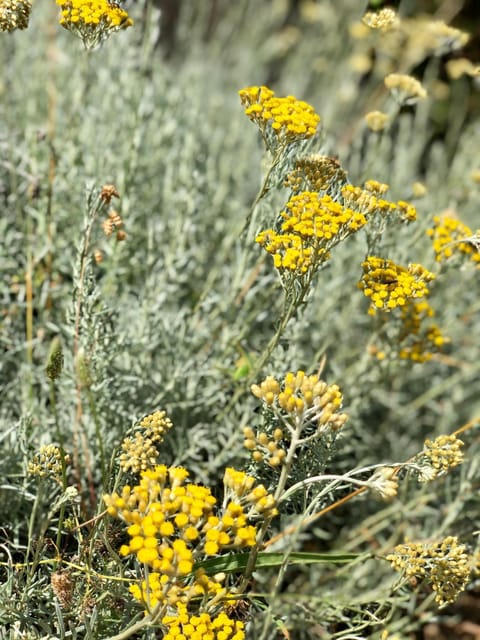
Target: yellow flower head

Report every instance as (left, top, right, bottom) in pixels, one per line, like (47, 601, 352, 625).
(284, 154, 348, 193)
(384, 73, 427, 104)
(416, 434, 464, 481)
(0, 0, 31, 32)
(387, 536, 470, 607)
(251, 371, 348, 433)
(239, 85, 320, 147)
(56, 0, 133, 49)
(427, 213, 480, 266)
(359, 257, 434, 313)
(362, 8, 399, 31)
(397, 301, 448, 363)
(364, 110, 390, 132)
(257, 192, 366, 277)
(28, 444, 70, 481)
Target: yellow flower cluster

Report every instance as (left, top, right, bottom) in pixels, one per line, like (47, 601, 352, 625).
(384, 73, 427, 104)
(342, 183, 417, 222)
(256, 192, 367, 275)
(446, 58, 480, 80)
(0, 0, 31, 31)
(224, 467, 278, 519)
(387, 536, 471, 606)
(364, 110, 390, 132)
(350, 16, 469, 77)
(162, 603, 244, 640)
(425, 20, 470, 54)
(397, 301, 448, 363)
(251, 370, 348, 433)
(283, 155, 348, 193)
(362, 8, 399, 31)
(243, 425, 286, 468)
(56, 0, 133, 49)
(118, 410, 173, 474)
(416, 434, 464, 482)
(104, 465, 275, 609)
(255, 230, 320, 274)
(427, 214, 480, 266)
(239, 86, 320, 145)
(358, 257, 435, 313)
(28, 444, 70, 481)
(369, 467, 399, 501)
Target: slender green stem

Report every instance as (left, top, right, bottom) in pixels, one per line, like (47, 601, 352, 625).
(49, 378, 69, 559)
(240, 144, 286, 236)
(86, 386, 107, 488)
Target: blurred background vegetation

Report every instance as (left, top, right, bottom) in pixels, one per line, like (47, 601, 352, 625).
(1, 0, 479, 637)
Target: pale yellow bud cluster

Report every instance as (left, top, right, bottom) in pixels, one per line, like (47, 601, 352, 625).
(0, 0, 31, 32)
(362, 8, 399, 31)
(416, 434, 464, 482)
(387, 536, 471, 606)
(243, 426, 286, 467)
(140, 409, 173, 441)
(251, 371, 348, 433)
(118, 410, 174, 475)
(412, 182, 427, 198)
(223, 468, 278, 519)
(28, 444, 70, 481)
(119, 432, 158, 474)
(364, 110, 390, 132)
(384, 73, 427, 104)
(284, 155, 348, 193)
(369, 467, 399, 500)
(363, 180, 390, 196)
(446, 58, 480, 80)
(425, 21, 469, 54)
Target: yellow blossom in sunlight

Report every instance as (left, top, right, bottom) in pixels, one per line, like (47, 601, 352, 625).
(239, 85, 320, 147)
(56, 0, 133, 49)
(364, 110, 390, 132)
(0, 0, 31, 31)
(28, 444, 70, 481)
(425, 20, 469, 54)
(384, 73, 427, 104)
(243, 425, 286, 468)
(284, 155, 348, 193)
(427, 214, 480, 266)
(349, 53, 373, 74)
(416, 434, 464, 482)
(349, 20, 371, 40)
(359, 257, 434, 313)
(251, 371, 348, 433)
(397, 301, 448, 363)
(369, 467, 398, 501)
(256, 191, 366, 277)
(362, 8, 399, 31)
(446, 58, 480, 80)
(103, 462, 274, 611)
(118, 410, 173, 474)
(411, 182, 427, 198)
(342, 184, 416, 222)
(162, 602, 245, 640)
(387, 536, 471, 606)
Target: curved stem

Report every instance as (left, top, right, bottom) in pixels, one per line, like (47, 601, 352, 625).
(240, 144, 286, 236)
